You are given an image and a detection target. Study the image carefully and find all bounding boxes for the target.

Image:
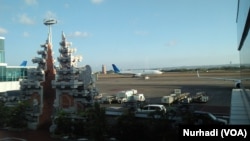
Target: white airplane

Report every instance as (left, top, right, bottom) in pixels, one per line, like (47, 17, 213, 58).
(112, 64, 163, 77)
(196, 70, 245, 88)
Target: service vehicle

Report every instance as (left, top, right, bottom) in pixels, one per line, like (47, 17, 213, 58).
(161, 95, 174, 105)
(161, 89, 190, 105)
(115, 89, 145, 103)
(191, 91, 209, 103)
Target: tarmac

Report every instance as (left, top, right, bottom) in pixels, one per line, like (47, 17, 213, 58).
(95, 71, 239, 116)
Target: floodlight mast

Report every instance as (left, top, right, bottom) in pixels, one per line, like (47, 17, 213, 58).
(43, 18, 57, 44)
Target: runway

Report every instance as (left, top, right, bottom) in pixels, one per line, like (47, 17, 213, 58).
(95, 71, 237, 116)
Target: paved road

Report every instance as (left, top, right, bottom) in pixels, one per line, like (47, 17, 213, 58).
(95, 71, 237, 115)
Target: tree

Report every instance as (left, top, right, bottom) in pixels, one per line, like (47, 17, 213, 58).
(85, 102, 107, 141)
(7, 102, 28, 129)
(0, 102, 9, 128)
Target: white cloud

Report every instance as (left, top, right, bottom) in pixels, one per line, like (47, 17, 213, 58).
(134, 30, 149, 36)
(68, 31, 91, 38)
(24, 0, 38, 5)
(165, 40, 177, 47)
(0, 27, 8, 34)
(23, 32, 30, 37)
(64, 3, 70, 8)
(18, 14, 35, 25)
(91, 0, 104, 4)
(44, 11, 57, 19)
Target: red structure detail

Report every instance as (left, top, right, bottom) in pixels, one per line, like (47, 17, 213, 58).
(61, 94, 74, 108)
(39, 43, 56, 129)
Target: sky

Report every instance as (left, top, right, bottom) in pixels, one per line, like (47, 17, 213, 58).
(0, 0, 239, 72)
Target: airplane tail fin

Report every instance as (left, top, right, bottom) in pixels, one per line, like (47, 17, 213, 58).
(112, 64, 120, 73)
(20, 60, 27, 67)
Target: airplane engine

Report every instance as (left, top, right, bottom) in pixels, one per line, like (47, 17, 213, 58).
(235, 82, 241, 88)
(234, 80, 241, 88)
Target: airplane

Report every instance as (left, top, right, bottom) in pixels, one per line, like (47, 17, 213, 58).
(20, 60, 27, 67)
(112, 64, 163, 77)
(196, 70, 244, 88)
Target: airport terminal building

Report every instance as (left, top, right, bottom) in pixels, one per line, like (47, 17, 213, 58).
(230, 0, 250, 124)
(237, 0, 250, 88)
(0, 36, 35, 93)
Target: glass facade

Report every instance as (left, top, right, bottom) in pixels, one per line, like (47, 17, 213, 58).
(237, 0, 250, 89)
(0, 65, 7, 81)
(0, 37, 5, 63)
(0, 65, 28, 81)
(0, 37, 30, 82)
(6, 67, 28, 81)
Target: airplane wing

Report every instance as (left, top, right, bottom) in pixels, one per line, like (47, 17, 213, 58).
(196, 70, 242, 88)
(196, 71, 239, 81)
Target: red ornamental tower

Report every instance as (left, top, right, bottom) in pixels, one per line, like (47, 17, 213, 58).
(20, 18, 57, 130)
(38, 18, 57, 129)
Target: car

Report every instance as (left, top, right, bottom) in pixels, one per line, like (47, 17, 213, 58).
(192, 111, 228, 125)
(139, 104, 167, 114)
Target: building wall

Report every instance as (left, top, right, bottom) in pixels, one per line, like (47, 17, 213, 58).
(0, 81, 20, 93)
(237, 0, 250, 89)
(0, 36, 31, 82)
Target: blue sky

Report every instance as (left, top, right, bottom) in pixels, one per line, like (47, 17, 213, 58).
(0, 0, 239, 72)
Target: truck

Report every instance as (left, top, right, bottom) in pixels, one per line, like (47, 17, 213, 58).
(176, 92, 190, 102)
(161, 89, 190, 105)
(191, 91, 209, 103)
(115, 89, 139, 103)
(126, 93, 145, 102)
(161, 95, 174, 105)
